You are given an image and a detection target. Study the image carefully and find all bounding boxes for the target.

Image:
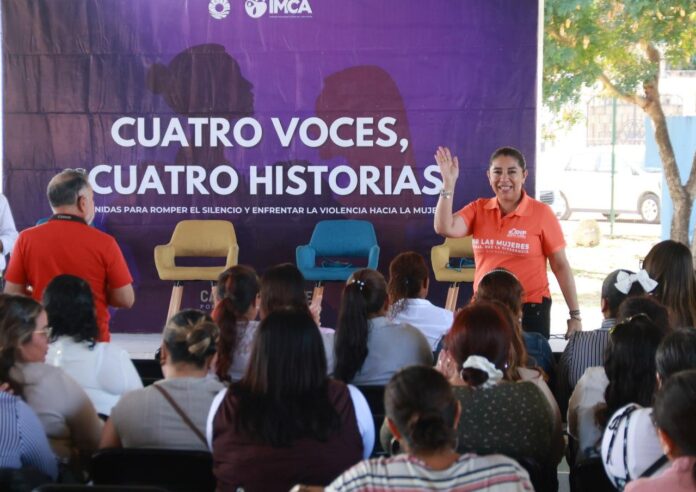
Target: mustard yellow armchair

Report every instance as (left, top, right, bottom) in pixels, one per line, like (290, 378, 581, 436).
(431, 236, 475, 311)
(155, 220, 238, 322)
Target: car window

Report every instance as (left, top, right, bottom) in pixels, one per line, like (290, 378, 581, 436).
(597, 155, 640, 173)
(565, 153, 599, 172)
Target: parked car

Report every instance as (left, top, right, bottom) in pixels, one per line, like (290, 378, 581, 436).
(537, 147, 662, 223)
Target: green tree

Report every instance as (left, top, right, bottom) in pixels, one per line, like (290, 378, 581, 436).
(544, 0, 696, 250)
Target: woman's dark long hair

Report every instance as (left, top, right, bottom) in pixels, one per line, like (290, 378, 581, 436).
(474, 269, 530, 381)
(596, 313, 666, 427)
(259, 263, 312, 318)
(386, 366, 458, 454)
(233, 309, 338, 446)
(653, 369, 696, 484)
(387, 251, 428, 317)
(334, 269, 387, 383)
(212, 265, 259, 381)
(443, 301, 512, 387)
(656, 328, 696, 381)
(43, 274, 99, 348)
(643, 239, 696, 328)
(0, 295, 44, 397)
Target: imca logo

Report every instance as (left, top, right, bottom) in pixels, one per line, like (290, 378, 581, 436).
(245, 0, 313, 18)
(209, 0, 231, 19)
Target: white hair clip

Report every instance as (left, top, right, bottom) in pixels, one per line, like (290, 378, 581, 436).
(461, 355, 503, 389)
(614, 270, 658, 294)
(351, 279, 366, 291)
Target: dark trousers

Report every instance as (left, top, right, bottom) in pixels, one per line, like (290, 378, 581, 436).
(522, 296, 552, 339)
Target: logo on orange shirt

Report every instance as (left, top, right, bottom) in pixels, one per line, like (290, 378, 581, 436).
(507, 228, 527, 239)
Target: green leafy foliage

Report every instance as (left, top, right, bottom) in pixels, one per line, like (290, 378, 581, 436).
(543, 0, 695, 110)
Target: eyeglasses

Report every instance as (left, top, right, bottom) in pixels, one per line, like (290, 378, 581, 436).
(609, 312, 651, 334)
(64, 167, 87, 175)
(34, 326, 52, 338)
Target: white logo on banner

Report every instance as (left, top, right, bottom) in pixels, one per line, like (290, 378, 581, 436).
(245, 0, 312, 19)
(209, 0, 231, 19)
(245, 0, 268, 18)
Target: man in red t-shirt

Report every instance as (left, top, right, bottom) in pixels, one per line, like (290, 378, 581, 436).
(4, 170, 134, 341)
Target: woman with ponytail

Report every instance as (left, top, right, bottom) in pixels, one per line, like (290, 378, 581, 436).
(333, 268, 431, 385)
(323, 366, 532, 491)
(100, 309, 223, 451)
(212, 265, 260, 382)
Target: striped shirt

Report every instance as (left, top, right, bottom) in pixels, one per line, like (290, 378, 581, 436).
(0, 392, 58, 480)
(556, 319, 614, 413)
(326, 453, 532, 491)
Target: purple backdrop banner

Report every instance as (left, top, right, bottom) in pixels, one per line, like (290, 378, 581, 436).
(2, 0, 539, 332)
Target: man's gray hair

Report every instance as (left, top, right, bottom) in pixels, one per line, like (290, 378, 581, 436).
(47, 170, 90, 208)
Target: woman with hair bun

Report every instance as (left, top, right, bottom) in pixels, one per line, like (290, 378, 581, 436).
(43, 274, 142, 416)
(100, 309, 224, 451)
(379, 303, 561, 481)
(333, 268, 432, 385)
(625, 369, 696, 492)
(433, 302, 563, 471)
(323, 366, 532, 491)
(212, 265, 260, 382)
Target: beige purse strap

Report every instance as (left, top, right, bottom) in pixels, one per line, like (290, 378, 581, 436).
(153, 384, 208, 447)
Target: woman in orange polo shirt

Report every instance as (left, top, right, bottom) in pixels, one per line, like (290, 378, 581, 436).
(433, 146, 581, 339)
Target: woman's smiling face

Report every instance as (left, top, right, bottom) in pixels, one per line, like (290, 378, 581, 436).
(487, 154, 527, 206)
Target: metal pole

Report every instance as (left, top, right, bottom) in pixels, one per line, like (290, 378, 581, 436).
(610, 97, 617, 237)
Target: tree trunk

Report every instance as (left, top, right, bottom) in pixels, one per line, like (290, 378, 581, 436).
(643, 85, 691, 246)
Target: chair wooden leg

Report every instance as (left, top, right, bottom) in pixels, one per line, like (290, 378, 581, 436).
(445, 283, 460, 311)
(310, 283, 324, 326)
(451, 284, 460, 311)
(167, 282, 184, 322)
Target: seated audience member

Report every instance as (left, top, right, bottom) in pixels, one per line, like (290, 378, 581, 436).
(209, 309, 373, 492)
(475, 269, 554, 377)
(323, 366, 532, 491)
(557, 269, 653, 412)
(393, 302, 561, 469)
(568, 305, 668, 461)
(43, 275, 142, 416)
(602, 328, 696, 489)
(101, 309, 223, 451)
(212, 265, 260, 382)
(625, 369, 696, 492)
(643, 239, 696, 329)
(259, 263, 334, 370)
(333, 269, 432, 385)
(0, 391, 58, 481)
(387, 251, 453, 350)
(473, 269, 557, 391)
(617, 294, 671, 333)
(0, 294, 102, 471)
